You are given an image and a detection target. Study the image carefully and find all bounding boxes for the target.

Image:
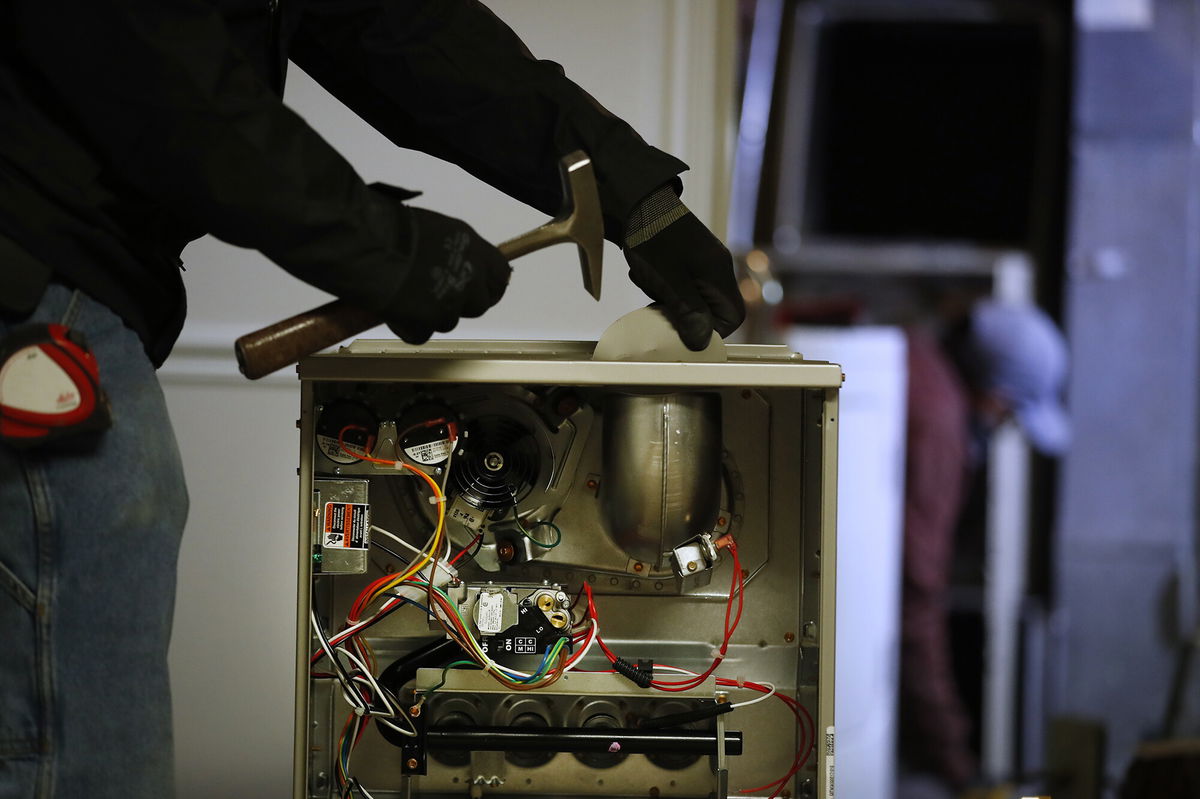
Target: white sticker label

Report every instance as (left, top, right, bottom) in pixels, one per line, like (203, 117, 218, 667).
(404, 438, 452, 465)
(825, 726, 835, 799)
(449, 499, 484, 531)
(316, 434, 367, 465)
(476, 591, 506, 635)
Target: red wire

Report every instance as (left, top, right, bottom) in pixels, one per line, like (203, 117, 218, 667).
(586, 543, 813, 794)
(649, 543, 744, 691)
(447, 533, 482, 566)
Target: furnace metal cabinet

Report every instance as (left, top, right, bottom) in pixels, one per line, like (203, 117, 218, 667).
(291, 340, 839, 798)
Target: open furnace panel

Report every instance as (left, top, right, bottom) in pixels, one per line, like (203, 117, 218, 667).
(293, 340, 839, 799)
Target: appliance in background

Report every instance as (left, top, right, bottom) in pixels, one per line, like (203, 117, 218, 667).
(731, 0, 1069, 298)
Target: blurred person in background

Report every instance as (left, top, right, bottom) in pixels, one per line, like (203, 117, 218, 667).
(900, 300, 1069, 797)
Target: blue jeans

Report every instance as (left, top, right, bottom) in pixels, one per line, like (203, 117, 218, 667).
(0, 285, 188, 798)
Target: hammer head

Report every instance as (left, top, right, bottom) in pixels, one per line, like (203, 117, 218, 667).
(558, 152, 604, 300)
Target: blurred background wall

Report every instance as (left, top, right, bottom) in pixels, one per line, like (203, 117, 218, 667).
(731, 1, 1200, 797)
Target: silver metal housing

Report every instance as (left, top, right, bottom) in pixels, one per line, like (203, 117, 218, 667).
(293, 340, 840, 798)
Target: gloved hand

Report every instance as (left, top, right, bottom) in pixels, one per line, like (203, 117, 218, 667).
(383, 207, 511, 344)
(622, 190, 745, 351)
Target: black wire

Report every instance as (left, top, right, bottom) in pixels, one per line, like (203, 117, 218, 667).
(371, 539, 409, 564)
(456, 531, 485, 566)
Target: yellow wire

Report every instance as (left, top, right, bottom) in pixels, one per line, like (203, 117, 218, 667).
(367, 461, 445, 605)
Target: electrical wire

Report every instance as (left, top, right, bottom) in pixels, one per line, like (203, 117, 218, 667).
(324, 424, 803, 791)
(447, 532, 482, 566)
(580, 540, 812, 797)
(508, 499, 562, 548)
(337, 425, 448, 622)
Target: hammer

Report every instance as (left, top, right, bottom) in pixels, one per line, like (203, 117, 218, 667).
(234, 151, 603, 379)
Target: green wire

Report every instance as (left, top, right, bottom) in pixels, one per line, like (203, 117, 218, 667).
(429, 660, 480, 694)
(510, 504, 562, 548)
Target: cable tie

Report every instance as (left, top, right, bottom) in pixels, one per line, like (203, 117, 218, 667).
(427, 495, 446, 504)
(710, 646, 723, 659)
(736, 675, 745, 688)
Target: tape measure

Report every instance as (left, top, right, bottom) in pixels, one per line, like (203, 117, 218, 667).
(0, 323, 111, 447)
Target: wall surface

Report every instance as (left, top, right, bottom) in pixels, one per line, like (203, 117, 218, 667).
(161, 2, 737, 795)
(1054, 0, 1200, 782)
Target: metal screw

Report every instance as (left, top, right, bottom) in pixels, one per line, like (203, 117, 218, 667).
(649, 788, 661, 799)
(409, 704, 422, 717)
(498, 541, 516, 562)
(633, 562, 645, 573)
(718, 516, 727, 526)
(784, 632, 796, 643)
(405, 758, 419, 770)
(483, 452, 504, 471)
(687, 561, 698, 572)
(586, 478, 599, 490)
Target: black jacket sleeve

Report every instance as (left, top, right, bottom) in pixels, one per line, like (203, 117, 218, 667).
(288, 0, 688, 243)
(12, 0, 417, 319)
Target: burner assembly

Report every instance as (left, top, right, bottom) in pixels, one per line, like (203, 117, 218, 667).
(294, 338, 839, 798)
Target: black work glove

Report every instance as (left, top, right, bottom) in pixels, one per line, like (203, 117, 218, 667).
(622, 191, 745, 351)
(383, 207, 511, 344)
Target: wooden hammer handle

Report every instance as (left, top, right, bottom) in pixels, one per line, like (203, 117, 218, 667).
(235, 301, 380, 380)
(234, 230, 541, 379)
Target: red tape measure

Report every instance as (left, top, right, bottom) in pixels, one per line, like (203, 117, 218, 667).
(0, 323, 111, 447)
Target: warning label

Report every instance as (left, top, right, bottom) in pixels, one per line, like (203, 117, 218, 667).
(323, 502, 369, 549)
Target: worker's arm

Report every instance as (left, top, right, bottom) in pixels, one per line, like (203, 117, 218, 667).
(12, 0, 507, 340)
(290, 0, 744, 346)
(288, 0, 687, 245)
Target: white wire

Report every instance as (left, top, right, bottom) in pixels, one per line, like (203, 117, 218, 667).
(338, 647, 397, 714)
(731, 681, 777, 708)
(311, 610, 368, 713)
(564, 618, 599, 673)
(351, 780, 377, 799)
(644, 663, 778, 707)
(370, 524, 422, 556)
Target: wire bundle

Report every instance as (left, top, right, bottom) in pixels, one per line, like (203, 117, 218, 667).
(581, 539, 815, 798)
(315, 424, 594, 794)
(318, 425, 812, 797)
